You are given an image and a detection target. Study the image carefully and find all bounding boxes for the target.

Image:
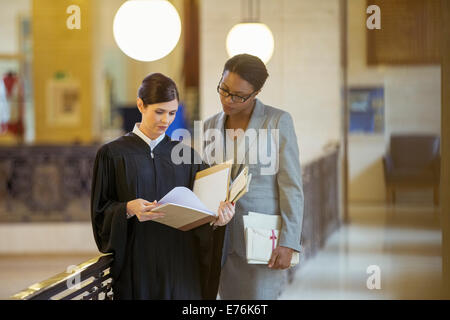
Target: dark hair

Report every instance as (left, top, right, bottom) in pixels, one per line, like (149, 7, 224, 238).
(137, 73, 179, 105)
(222, 54, 269, 91)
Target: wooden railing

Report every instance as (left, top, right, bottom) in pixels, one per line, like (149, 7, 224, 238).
(10, 254, 113, 300)
(287, 146, 341, 283)
(10, 146, 340, 300)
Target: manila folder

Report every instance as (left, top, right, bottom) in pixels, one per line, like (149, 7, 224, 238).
(151, 186, 217, 231)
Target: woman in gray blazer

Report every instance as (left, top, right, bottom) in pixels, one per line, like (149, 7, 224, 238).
(202, 54, 304, 299)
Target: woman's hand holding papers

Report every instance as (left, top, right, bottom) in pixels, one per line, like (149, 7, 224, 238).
(268, 246, 294, 270)
(126, 199, 165, 222)
(213, 201, 235, 227)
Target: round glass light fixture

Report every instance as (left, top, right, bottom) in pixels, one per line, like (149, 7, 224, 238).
(113, 0, 181, 62)
(226, 22, 274, 64)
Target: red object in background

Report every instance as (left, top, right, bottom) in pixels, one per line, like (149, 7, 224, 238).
(2, 72, 24, 137)
(3, 72, 17, 94)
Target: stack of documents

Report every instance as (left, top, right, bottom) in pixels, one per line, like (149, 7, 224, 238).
(149, 186, 217, 231)
(151, 162, 251, 231)
(243, 212, 299, 267)
(192, 161, 233, 214)
(228, 166, 252, 203)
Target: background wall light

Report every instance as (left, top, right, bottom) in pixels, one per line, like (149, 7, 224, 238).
(226, 0, 274, 64)
(113, 0, 181, 62)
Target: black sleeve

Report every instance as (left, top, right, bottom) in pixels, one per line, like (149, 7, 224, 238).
(188, 148, 225, 299)
(90, 145, 128, 276)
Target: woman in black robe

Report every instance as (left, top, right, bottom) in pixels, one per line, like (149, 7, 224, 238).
(90, 73, 234, 300)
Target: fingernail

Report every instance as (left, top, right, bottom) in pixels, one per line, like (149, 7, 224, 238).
(232, 202, 235, 206)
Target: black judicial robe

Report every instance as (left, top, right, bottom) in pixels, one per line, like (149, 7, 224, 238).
(90, 132, 221, 299)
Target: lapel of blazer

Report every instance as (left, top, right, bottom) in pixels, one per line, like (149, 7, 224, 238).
(238, 99, 265, 165)
(215, 111, 226, 134)
(204, 100, 265, 167)
(204, 111, 226, 164)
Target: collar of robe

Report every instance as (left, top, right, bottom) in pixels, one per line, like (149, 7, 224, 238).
(126, 132, 193, 167)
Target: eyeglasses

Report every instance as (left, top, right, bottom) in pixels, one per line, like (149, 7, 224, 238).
(216, 83, 257, 103)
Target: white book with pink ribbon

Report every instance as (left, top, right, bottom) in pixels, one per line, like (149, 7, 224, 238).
(243, 212, 299, 267)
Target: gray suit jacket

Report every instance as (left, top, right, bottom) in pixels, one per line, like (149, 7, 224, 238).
(203, 99, 304, 261)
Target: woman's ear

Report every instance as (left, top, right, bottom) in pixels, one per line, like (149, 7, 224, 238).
(136, 98, 144, 113)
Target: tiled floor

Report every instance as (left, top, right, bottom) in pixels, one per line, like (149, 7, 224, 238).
(280, 204, 446, 299)
(0, 203, 446, 300)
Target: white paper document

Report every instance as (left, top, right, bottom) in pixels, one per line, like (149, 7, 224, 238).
(151, 186, 218, 231)
(149, 162, 233, 231)
(157, 186, 215, 215)
(243, 212, 299, 267)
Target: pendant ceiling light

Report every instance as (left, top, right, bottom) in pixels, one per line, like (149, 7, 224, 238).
(226, 0, 274, 64)
(113, 0, 181, 62)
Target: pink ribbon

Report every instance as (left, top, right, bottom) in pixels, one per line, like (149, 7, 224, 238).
(270, 229, 277, 251)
